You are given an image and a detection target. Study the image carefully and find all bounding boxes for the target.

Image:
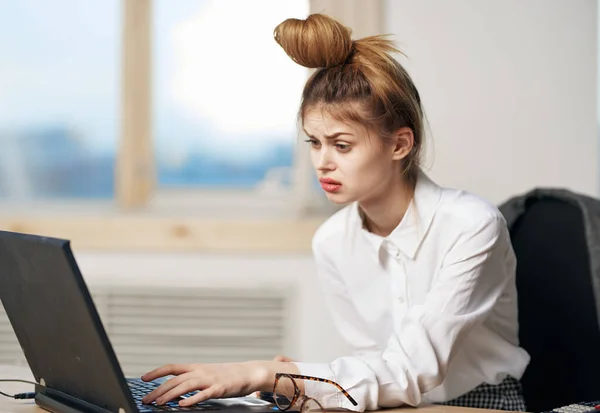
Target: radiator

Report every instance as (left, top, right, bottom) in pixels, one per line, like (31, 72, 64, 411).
(0, 286, 287, 377)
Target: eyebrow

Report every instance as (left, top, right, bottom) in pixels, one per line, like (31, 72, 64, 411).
(303, 130, 354, 140)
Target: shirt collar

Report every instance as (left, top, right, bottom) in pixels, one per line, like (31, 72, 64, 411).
(357, 170, 443, 260)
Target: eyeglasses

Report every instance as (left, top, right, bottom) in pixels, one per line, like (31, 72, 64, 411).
(272, 373, 358, 412)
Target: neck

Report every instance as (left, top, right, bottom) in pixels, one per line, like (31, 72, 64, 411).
(359, 177, 415, 237)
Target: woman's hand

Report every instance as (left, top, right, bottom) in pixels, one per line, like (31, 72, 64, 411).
(140, 359, 301, 407)
(140, 361, 269, 407)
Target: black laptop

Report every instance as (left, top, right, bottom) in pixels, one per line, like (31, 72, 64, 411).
(0, 230, 277, 413)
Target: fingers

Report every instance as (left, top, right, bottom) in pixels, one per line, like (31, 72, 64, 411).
(141, 364, 190, 382)
(179, 387, 220, 406)
(142, 372, 193, 404)
(156, 379, 204, 405)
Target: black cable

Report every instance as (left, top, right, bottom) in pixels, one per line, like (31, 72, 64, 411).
(0, 379, 40, 400)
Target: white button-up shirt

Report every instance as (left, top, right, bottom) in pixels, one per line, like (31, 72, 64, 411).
(294, 171, 531, 411)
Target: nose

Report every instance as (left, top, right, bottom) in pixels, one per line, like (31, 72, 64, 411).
(316, 147, 336, 172)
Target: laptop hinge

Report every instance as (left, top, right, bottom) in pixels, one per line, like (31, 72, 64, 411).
(35, 385, 130, 413)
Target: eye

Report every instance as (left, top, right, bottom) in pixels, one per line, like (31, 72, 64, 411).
(304, 138, 321, 148)
(336, 143, 351, 152)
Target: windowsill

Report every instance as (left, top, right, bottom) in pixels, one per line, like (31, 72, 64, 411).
(0, 192, 335, 253)
(0, 214, 327, 253)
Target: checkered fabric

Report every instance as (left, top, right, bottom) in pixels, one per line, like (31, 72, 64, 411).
(437, 376, 527, 411)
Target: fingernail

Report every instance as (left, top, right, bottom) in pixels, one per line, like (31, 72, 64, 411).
(156, 398, 164, 405)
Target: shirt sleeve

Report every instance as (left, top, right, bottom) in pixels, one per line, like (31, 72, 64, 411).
(293, 216, 514, 412)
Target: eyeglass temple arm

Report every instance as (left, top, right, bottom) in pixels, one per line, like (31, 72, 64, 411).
(283, 374, 358, 407)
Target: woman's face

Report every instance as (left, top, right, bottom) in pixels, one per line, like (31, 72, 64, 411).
(303, 107, 407, 205)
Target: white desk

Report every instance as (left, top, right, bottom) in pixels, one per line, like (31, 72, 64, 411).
(0, 365, 509, 413)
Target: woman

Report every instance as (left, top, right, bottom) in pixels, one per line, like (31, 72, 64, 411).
(141, 13, 530, 412)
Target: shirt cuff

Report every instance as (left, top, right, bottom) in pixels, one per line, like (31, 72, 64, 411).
(292, 362, 343, 408)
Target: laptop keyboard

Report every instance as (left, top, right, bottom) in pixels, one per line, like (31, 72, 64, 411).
(127, 379, 221, 412)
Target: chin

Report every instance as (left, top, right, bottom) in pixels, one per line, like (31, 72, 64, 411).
(324, 191, 357, 205)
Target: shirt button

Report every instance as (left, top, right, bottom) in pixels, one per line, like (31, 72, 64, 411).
(395, 251, 401, 260)
(397, 296, 405, 304)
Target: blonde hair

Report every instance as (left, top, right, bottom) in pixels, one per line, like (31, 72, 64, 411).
(274, 13, 424, 185)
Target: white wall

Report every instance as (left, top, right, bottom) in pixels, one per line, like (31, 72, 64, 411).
(385, 0, 598, 204)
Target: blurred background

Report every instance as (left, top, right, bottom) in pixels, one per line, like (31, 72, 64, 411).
(0, 0, 597, 378)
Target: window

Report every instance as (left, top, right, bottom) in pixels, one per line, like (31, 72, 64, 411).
(153, 0, 308, 190)
(0, 0, 382, 252)
(0, 0, 120, 200)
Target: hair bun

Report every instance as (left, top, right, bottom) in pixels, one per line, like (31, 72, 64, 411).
(274, 13, 353, 69)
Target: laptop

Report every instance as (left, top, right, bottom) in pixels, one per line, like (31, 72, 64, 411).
(0, 230, 277, 413)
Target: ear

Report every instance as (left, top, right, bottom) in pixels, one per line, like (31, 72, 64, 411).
(391, 127, 414, 161)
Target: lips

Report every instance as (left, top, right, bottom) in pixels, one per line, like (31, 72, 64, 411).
(319, 177, 342, 193)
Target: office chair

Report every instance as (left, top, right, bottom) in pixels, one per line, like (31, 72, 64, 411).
(504, 196, 600, 412)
